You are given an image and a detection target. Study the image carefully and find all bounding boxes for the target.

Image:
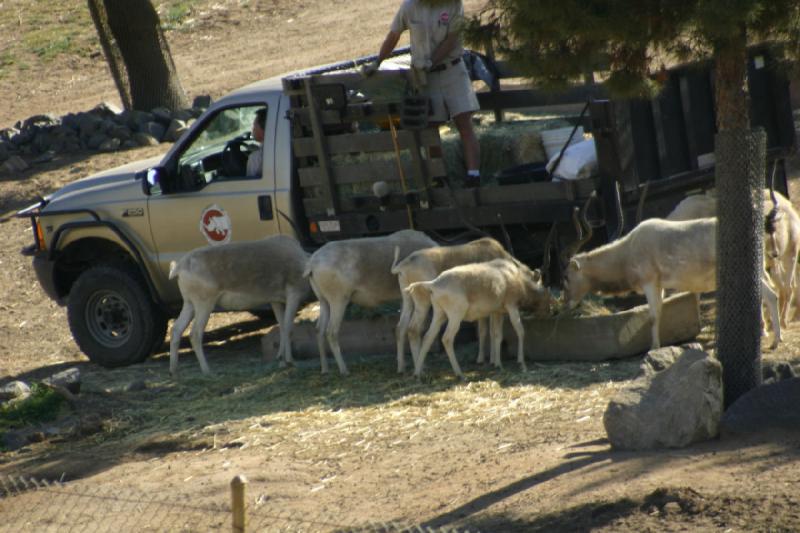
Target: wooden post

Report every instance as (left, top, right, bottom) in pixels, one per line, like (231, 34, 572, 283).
(231, 475, 248, 533)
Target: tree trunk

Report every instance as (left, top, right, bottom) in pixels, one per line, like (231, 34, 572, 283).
(97, 0, 188, 111)
(88, 0, 132, 110)
(713, 26, 764, 408)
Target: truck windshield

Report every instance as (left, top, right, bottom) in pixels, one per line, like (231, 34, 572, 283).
(181, 105, 262, 165)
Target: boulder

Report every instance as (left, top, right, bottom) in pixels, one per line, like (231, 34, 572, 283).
(2, 155, 29, 173)
(0, 142, 9, 162)
(32, 150, 56, 164)
(604, 347, 723, 450)
(721, 377, 800, 436)
(42, 368, 81, 394)
(77, 113, 103, 137)
(762, 360, 796, 384)
(86, 133, 108, 150)
(133, 132, 160, 147)
(109, 125, 133, 141)
(164, 119, 188, 142)
(0, 381, 31, 401)
(92, 101, 123, 117)
(128, 110, 155, 129)
(151, 107, 173, 125)
(143, 121, 166, 142)
(192, 94, 212, 109)
(639, 343, 704, 377)
(99, 138, 121, 152)
(173, 109, 194, 122)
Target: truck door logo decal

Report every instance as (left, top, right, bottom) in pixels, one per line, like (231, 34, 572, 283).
(200, 204, 232, 245)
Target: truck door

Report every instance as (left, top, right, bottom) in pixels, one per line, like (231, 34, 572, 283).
(146, 99, 280, 301)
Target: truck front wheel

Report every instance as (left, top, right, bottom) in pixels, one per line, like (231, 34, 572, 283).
(67, 265, 167, 368)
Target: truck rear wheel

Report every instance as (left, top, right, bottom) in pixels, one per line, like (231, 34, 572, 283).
(67, 265, 167, 368)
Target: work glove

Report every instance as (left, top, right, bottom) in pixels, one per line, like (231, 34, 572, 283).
(360, 60, 380, 78)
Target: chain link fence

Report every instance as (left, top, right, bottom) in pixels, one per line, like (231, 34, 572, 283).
(0, 475, 474, 533)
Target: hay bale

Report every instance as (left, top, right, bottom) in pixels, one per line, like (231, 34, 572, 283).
(440, 115, 575, 185)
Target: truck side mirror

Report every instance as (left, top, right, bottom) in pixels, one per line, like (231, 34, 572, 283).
(140, 167, 163, 196)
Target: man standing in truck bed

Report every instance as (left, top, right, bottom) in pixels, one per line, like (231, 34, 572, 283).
(365, 0, 482, 187)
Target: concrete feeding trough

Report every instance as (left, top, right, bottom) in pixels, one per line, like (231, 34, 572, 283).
(261, 315, 401, 361)
(260, 292, 702, 364)
(504, 292, 702, 362)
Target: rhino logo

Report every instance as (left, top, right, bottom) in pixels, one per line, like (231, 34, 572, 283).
(200, 205, 232, 244)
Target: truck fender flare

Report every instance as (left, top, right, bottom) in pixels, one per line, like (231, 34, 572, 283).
(49, 220, 163, 307)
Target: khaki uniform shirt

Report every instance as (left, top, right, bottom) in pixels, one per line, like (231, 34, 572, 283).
(390, 0, 464, 70)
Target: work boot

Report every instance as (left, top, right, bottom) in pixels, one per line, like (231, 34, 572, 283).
(463, 174, 481, 188)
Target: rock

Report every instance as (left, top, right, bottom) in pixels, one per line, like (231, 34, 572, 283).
(99, 138, 121, 152)
(32, 150, 56, 164)
(143, 121, 166, 142)
(151, 107, 173, 124)
(22, 114, 59, 130)
(77, 113, 103, 136)
(192, 94, 212, 110)
(27, 431, 46, 443)
(2, 431, 29, 451)
(61, 113, 81, 131)
(93, 101, 123, 117)
(173, 109, 194, 122)
(762, 360, 796, 384)
(125, 380, 148, 392)
(604, 347, 722, 450)
(78, 414, 104, 436)
(133, 132, 160, 147)
(42, 368, 81, 394)
(720, 377, 800, 436)
(10, 128, 36, 146)
(0, 127, 17, 142)
(0, 142, 9, 162)
(109, 125, 132, 141)
(99, 118, 117, 134)
(2, 155, 29, 173)
(0, 381, 31, 401)
(86, 133, 107, 150)
(164, 119, 188, 142)
(639, 344, 703, 377)
(128, 110, 154, 129)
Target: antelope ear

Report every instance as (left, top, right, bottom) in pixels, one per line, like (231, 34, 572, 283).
(569, 258, 581, 271)
(531, 268, 542, 283)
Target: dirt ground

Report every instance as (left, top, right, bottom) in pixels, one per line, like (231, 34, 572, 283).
(2, 2, 800, 531)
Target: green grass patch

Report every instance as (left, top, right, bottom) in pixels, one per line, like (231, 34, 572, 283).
(0, 384, 65, 435)
(161, 0, 200, 30)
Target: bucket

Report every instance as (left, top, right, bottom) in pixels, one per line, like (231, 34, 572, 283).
(541, 126, 585, 161)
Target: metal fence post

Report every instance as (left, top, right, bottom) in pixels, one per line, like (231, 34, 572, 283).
(231, 475, 248, 533)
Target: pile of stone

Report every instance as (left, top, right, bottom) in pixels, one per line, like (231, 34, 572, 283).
(0, 95, 212, 173)
(0, 368, 90, 451)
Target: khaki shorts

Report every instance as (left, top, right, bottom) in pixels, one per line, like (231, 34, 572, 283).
(425, 62, 480, 123)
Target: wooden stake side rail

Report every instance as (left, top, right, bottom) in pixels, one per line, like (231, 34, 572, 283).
(292, 129, 441, 158)
(298, 159, 446, 188)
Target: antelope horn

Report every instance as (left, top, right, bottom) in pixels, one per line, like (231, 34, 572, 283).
(540, 222, 557, 278)
(572, 192, 596, 254)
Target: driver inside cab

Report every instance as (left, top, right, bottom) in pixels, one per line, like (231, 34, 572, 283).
(246, 108, 266, 177)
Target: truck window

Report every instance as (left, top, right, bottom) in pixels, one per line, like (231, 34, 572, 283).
(173, 104, 267, 190)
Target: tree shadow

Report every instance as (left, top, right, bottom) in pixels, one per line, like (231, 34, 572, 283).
(0, 144, 165, 217)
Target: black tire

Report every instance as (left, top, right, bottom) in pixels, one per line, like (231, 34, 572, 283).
(67, 265, 167, 368)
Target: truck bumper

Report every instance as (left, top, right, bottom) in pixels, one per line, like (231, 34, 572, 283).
(32, 252, 62, 304)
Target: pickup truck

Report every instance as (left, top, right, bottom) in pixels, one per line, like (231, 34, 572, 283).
(16, 47, 795, 369)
